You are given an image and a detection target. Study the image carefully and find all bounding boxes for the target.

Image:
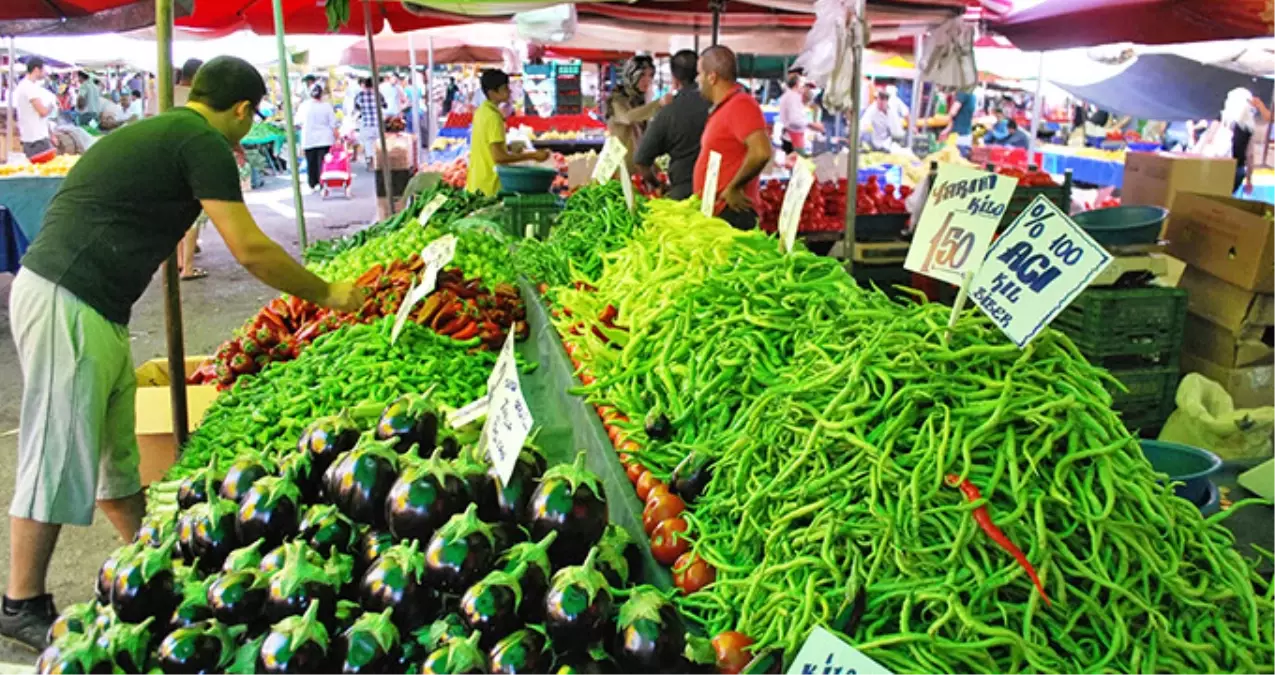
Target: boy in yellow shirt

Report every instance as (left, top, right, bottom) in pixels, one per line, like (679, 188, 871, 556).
(466, 69, 549, 195)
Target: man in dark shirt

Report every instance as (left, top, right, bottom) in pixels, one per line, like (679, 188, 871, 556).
(634, 50, 710, 200)
(0, 56, 363, 651)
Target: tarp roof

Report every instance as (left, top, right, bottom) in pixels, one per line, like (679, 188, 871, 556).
(1, 0, 192, 36)
(341, 32, 512, 66)
(993, 0, 1274, 51)
(1053, 52, 1274, 121)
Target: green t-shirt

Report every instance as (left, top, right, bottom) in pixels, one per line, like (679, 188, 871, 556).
(22, 108, 243, 325)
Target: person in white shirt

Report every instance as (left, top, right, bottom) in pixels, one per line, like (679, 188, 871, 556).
(14, 58, 55, 160)
(862, 90, 896, 152)
(75, 71, 102, 126)
(380, 74, 406, 118)
(884, 84, 910, 143)
(298, 84, 339, 193)
(121, 90, 144, 123)
(777, 72, 822, 154)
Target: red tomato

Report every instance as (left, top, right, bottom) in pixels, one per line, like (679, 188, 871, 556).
(642, 493, 685, 534)
(635, 471, 663, 501)
(580, 372, 595, 385)
(618, 440, 640, 453)
(672, 552, 716, 594)
(607, 425, 623, 444)
(626, 462, 646, 484)
(649, 517, 689, 564)
(646, 483, 672, 503)
(712, 631, 755, 675)
(618, 453, 633, 466)
(596, 405, 614, 420)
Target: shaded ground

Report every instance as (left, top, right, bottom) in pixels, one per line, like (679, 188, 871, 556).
(0, 166, 381, 662)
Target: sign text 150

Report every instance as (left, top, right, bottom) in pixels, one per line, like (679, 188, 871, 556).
(921, 213, 976, 273)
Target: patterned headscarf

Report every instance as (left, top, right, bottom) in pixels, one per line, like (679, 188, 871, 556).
(605, 55, 655, 121)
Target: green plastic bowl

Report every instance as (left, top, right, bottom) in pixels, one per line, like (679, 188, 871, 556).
(1139, 440, 1222, 505)
(497, 165, 558, 194)
(1072, 205, 1168, 246)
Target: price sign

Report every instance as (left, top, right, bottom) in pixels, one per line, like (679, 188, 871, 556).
(448, 396, 489, 429)
(618, 163, 636, 212)
(786, 626, 891, 675)
(969, 195, 1113, 348)
(779, 159, 816, 253)
(478, 333, 532, 485)
(389, 279, 436, 344)
(418, 194, 449, 226)
(904, 163, 1018, 286)
(701, 151, 722, 217)
(592, 136, 627, 183)
(417, 234, 457, 297)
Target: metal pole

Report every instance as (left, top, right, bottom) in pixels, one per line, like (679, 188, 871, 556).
(710, 0, 722, 46)
(907, 33, 924, 147)
(1029, 52, 1045, 154)
(272, 0, 308, 249)
(156, 0, 189, 448)
(427, 37, 435, 154)
(842, 0, 866, 270)
(5, 37, 14, 164)
(408, 32, 422, 158)
(364, 0, 396, 214)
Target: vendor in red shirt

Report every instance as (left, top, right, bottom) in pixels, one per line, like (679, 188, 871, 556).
(693, 46, 772, 230)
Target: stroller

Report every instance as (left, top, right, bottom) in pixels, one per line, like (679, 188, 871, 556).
(319, 141, 354, 199)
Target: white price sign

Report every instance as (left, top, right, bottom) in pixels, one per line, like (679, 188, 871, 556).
(592, 136, 627, 183)
(905, 163, 1018, 286)
(786, 627, 891, 675)
(779, 159, 815, 253)
(448, 396, 489, 429)
(701, 151, 722, 217)
(418, 194, 449, 226)
(618, 163, 636, 212)
(389, 280, 436, 344)
(478, 333, 532, 485)
(417, 234, 457, 297)
(969, 195, 1112, 348)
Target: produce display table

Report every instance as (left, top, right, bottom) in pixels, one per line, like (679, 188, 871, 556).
(1039, 147, 1124, 187)
(0, 175, 63, 268)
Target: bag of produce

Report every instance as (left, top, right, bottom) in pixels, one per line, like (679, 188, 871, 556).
(1160, 373, 1275, 460)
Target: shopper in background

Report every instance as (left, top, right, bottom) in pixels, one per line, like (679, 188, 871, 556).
(885, 84, 910, 143)
(121, 89, 144, 123)
(175, 58, 208, 280)
(14, 58, 55, 161)
(380, 73, 407, 120)
(604, 55, 671, 171)
(443, 77, 460, 115)
(1001, 119, 1031, 149)
(354, 77, 386, 170)
(1244, 96, 1273, 195)
(299, 83, 339, 194)
(75, 71, 102, 126)
(693, 45, 770, 231)
(635, 49, 711, 200)
(778, 72, 823, 154)
(466, 69, 549, 196)
(1, 56, 365, 653)
(943, 85, 976, 153)
(862, 89, 896, 152)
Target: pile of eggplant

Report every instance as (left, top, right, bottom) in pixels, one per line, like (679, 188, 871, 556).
(41, 394, 700, 674)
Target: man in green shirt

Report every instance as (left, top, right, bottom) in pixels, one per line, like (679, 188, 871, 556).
(0, 56, 364, 651)
(465, 69, 548, 196)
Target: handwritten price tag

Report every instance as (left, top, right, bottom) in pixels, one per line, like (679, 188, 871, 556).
(779, 159, 816, 253)
(905, 163, 1018, 286)
(786, 626, 891, 675)
(448, 396, 489, 429)
(969, 195, 1113, 347)
(478, 332, 532, 485)
(390, 280, 436, 344)
(619, 163, 636, 212)
(417, 194, 449, 226)
(417, 234, 457, 297)
(701, 151, 722, 217)
(592, 136, 627, 183)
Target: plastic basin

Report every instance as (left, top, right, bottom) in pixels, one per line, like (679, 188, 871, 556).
(1139, 440, 1222, 505)
(1072, 205, 1168, 246)
(497, 165, 558, 194)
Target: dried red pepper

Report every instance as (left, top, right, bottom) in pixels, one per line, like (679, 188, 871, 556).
(946, 474, 1051, 607)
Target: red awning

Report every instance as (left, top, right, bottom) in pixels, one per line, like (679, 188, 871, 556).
(176, 0, 468, 36)
(0, 0, 138, 20)
(994, 0, 1274, 51)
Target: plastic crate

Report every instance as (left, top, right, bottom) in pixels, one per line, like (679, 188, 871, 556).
(1107, 365, 1180, 432)
(498, 193, 562, 239)
(555, 63, 583, 77)
(1052, 286, 1187, 361)
(998, 169, 1072, 230)
(854, 213, 909, 241)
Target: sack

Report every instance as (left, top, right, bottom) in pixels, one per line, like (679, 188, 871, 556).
(1159, 373, 1275, 461)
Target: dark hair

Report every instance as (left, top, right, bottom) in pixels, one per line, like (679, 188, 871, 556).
(78, 71, 90, 82)
(188, 55, 267, 113)
(1007, 119, 1019, 131)
(310, 83, 324, 100)
(26, 57, 44, 74)
(480, 69, 509, 96)
(129, 89, 141, 98)
(670, 50, 697, 86)
(303, 74, 317, 84)
(360, 77, 373, 88)
(787, 74, 801, 89)
(180, 58, 203, 84)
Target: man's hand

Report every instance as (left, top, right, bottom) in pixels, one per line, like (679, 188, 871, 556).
(660, 92, 674, 107)
(533, 149, 551, 162)
(722, 186, 752, 212)
(323, 281, 368, 313)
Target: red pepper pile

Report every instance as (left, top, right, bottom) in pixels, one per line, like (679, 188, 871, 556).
(192, 258, 527, 389)
(757, 176, 912, 234)
(996, 165, 1057, 187)
(855, 175, 910, 216)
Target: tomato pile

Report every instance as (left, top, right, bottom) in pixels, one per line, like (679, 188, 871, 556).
(420, 157, 468, 188)
(758, 176, 911, 234)
(996, 165, 1058, 187)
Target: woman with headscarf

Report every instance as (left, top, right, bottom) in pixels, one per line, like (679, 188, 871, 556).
(605, 55, 671, 171)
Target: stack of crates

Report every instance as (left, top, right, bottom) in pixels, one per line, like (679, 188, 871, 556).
(498, 193, 562, 240)
(1051, 286, 1188, 432)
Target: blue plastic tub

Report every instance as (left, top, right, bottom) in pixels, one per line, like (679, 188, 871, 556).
(1072, 205, 1168, 246)
(1127, 142, 1161, 153)
(497, 165, 558, 194)
(1139, 440, 1222, 505)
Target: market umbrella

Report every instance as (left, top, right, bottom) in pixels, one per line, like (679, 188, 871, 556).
(340, 33, 512, 66)
(992, 0, 1274, 51)
(0, 0, 193, 36)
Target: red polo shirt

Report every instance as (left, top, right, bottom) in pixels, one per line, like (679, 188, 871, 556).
(693, 86, 769, 213)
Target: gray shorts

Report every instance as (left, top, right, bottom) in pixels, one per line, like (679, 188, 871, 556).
(8, 269, 141, 525)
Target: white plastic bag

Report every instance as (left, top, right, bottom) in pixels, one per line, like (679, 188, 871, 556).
(920, 17, 977, 89)
(794, 0, 864, 114)
(513, 4, 577, 43)
(1159, 373, 1275, 461)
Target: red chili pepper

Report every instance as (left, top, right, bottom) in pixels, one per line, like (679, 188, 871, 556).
(451, 322, 480, 340)
(258, 307, 289, 334)
(946, 474, 1051, 607)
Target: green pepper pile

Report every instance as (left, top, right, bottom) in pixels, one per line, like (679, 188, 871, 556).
(170, 316, 498, 479)
(513, 183, 644, 291)
(553, 199, 1275, 674)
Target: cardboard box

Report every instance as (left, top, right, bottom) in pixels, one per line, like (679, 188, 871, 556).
(1181, 352, 1275, 409)
(135, 357, 220, 485)
(1183, 313, 1274, 368)
(1177, 265, 1275, 333)
(373, 132, 419, 171)
(1164, 193, 1275, 293)
(1122, 152, 1236, 212)
(566, 152, 599, 189)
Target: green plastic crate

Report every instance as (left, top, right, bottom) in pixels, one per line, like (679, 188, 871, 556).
(998, 172, 1072, 230)
(498, 193, 562, 239)
(1107, 365, 1180, 432)
(1052, 286, 1187, 361)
